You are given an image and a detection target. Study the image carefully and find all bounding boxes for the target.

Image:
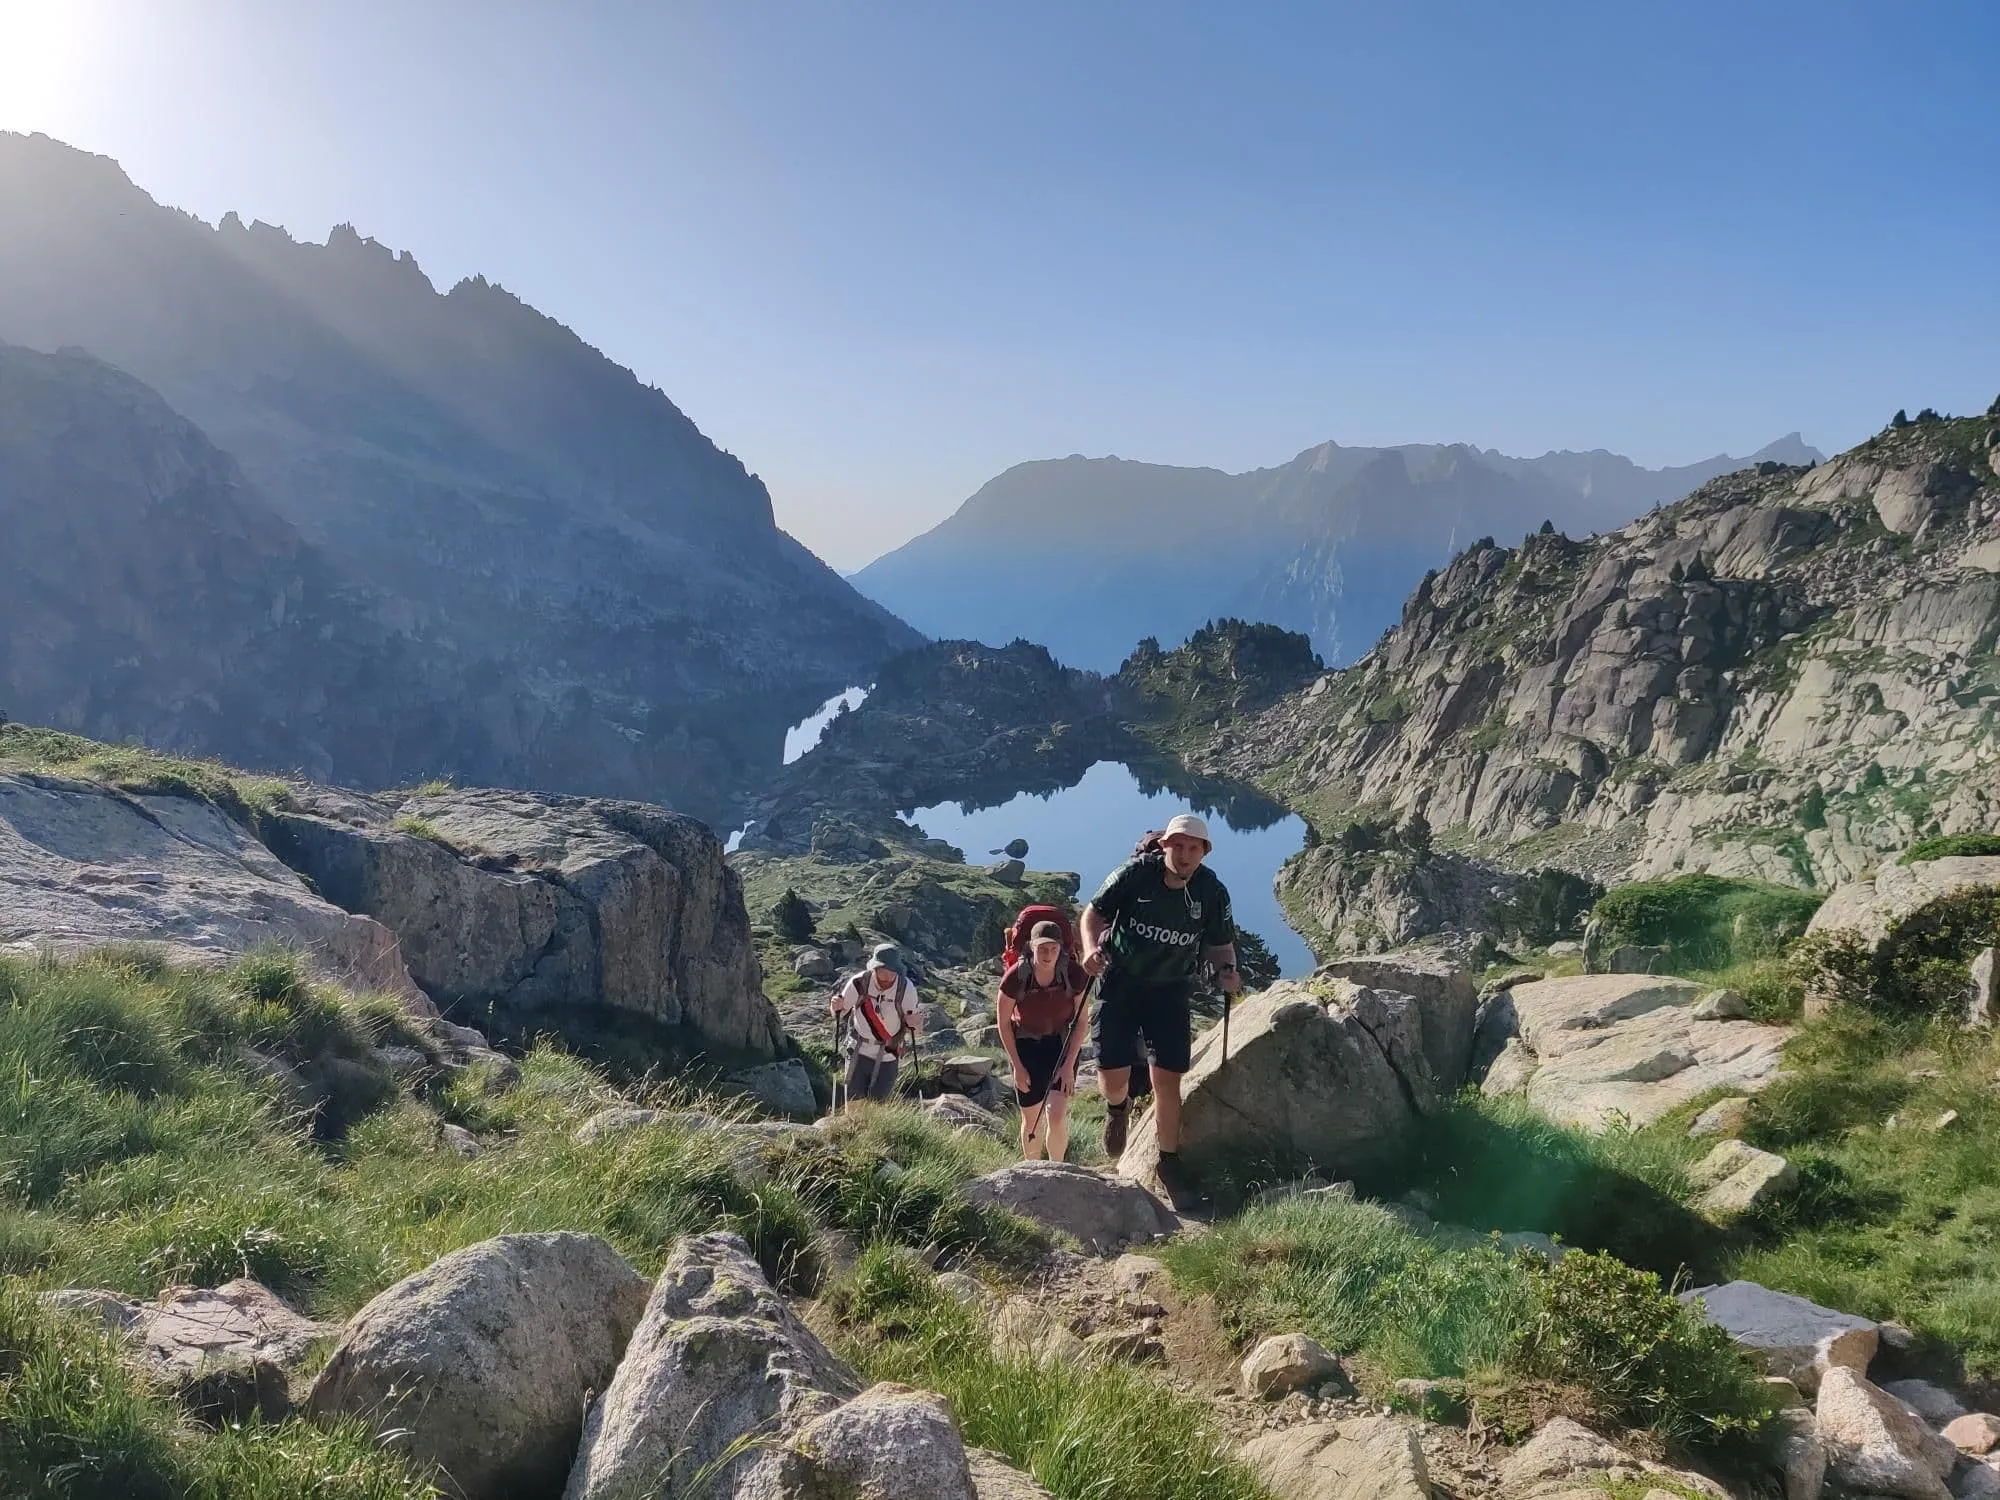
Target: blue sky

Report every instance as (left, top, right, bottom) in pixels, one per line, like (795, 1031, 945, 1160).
(3, 1, 1996, 568)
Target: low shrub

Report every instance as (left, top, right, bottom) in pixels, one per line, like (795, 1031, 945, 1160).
(1512, 1250, 1777, 1457)
(1590, 874, 1824, 971)
(1790, 892, 2000, 1017)
(1902, 833, 2000, 864)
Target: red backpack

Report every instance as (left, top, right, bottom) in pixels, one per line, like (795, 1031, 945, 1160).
(1002, 904, 1080, 973)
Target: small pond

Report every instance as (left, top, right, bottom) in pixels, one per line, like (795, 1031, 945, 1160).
(906, 759, 1315, 977)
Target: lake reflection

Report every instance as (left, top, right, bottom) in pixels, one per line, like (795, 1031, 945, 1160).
(906, 759, 1314, 977)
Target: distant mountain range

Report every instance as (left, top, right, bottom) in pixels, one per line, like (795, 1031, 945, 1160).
(0, 133, 918, 823)
(853, 434, 1822, 671)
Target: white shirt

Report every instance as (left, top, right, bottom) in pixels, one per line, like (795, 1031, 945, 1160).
(833, 971, 923, 1061)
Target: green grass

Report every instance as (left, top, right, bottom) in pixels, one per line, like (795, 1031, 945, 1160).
(1404, 1096, 1715, 1276)
(1728, 1009, 2000, 1377)
(1, 949, 1057, 1495)
(1589, 874, 1824, 972)
(830, 1244, 1274, 1500)
(390, 814, 448, 845)
(0, 723, 294, 824)
(1161, 1194, 1773, 1459)
(1, 1281, 435, 1499)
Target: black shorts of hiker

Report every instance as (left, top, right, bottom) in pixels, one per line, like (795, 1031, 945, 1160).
(996, 914, 1091, 1161)
(830, 943, 922, 1108)
(1078, 814, 1240, 1197)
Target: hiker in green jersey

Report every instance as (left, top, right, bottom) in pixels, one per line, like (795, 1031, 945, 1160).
(1079, 813, 1239, 1199)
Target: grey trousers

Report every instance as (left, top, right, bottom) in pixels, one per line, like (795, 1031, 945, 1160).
(845, 1052, 900, 1101)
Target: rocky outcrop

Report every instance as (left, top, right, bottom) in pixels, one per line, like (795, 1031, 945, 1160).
(1240, 1416, 1431, 1500)
(1679, 1281, 1878, 1395)
(261, 784, 782, 1056)
(0, 771, 421, 1002)
(46, 1279, 335, 1425)
(1475, 974, 1792, 1131)
(1176, 417, 2000, 914)
(308, 1232, 652, 1500)
(1118, 976, 1463, 1191)
(963, 1161, 1177, 1255)
(1312, 953, 1479, 1087)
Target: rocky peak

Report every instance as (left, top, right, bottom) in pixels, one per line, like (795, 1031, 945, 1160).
(1177, 412, 2000, 924)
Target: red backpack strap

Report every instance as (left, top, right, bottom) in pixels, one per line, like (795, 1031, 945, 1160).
(855, 980, 899, 1050)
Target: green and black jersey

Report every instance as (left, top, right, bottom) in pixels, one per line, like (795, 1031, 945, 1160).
(1086, 856, 1234, 987)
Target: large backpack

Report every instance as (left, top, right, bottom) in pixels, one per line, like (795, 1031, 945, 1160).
(1001, 904, 1080, 973)
(1130, 830, 1168, 863)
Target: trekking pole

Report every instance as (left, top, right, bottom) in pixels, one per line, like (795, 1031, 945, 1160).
(1025, 976, 1095, 1155)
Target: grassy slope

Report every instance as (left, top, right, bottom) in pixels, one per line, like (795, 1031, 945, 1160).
(0, 948, 1263, 1500)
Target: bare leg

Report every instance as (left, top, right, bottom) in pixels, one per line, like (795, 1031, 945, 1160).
(1098, 1065, 1130, 1107)
(1153, 1069, 1184, 1153)
(1019, 1101, 1047, 1160)
(1044, 1090, 1072, 1162)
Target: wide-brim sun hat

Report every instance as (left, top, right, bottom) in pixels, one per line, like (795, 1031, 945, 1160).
(868, 943, 905, 973)
(1161, 813, 1212, 849)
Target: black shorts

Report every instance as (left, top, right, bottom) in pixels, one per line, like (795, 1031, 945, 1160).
(1093, 977, 1192, 1074)
(1014, 1033, 1067, 1108)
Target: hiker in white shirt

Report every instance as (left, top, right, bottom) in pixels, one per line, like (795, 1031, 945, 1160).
(830, 943, 923, 1101)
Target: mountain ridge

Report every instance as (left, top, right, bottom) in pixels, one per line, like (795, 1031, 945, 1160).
(853, 431, 1822, 671)
(0, 132, 920, 822)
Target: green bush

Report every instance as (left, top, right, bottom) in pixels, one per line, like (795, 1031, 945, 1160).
(1513, 1251, 1775, 1455)
(1589, 874, 1824, 971)
(1900, 834, 2000, 863)
(1791, 892, 2000, 1017)
(772, 887, 816, 944)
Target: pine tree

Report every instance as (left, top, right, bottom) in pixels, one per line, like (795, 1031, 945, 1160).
(772, 888, 815, 944)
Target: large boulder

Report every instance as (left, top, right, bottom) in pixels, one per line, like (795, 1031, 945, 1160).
(565, 1232, 860, 1500)
(1815, 1366, 1956, 1500)
(1679, 1281, 1877, 1395)
(1240, 1416, 1431, 1500)
(0, 773, 420, 1002)
(1312, 953, 1479, 1088)
(261, 784, 783, 1056)
(968, 1450, 1056, 1500)
(1807, 857, 2000, 953)
(1117, 977, 1450, 1191)
(963, 1161, 1176, 1255)
(729, 1059, 817, 1117)
(1481, 974, 1792, 1131)
(308, 1232, 651, 1500)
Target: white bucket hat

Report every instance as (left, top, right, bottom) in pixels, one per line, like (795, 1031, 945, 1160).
(1161, 813, 1212, 849)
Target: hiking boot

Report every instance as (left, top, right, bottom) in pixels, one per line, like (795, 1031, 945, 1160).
(1153, 1152, 1204, 1211)
(1102, 1101, 1130, 1158)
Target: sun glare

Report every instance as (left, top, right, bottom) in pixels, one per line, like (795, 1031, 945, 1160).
(0, 0, 108, 131)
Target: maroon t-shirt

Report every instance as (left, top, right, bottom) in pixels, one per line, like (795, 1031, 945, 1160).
(999, 956, 1088, 1037)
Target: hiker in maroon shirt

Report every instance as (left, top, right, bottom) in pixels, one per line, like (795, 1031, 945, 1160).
(996, 920, 1092, 1161)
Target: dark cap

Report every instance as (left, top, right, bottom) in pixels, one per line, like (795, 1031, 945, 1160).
(1029, 920, 1063, 944)
(868, 943, 905, 974)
